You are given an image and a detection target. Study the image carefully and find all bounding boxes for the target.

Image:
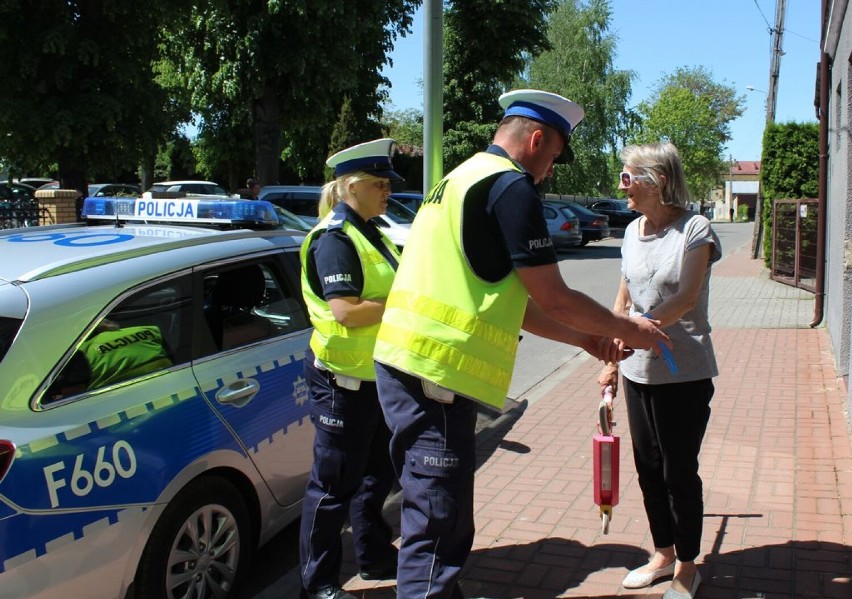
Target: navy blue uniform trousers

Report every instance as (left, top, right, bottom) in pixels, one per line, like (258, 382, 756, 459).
(623, 377, 714, 562)
(376, 362, 476, 599)
(299, 349, 397, 592)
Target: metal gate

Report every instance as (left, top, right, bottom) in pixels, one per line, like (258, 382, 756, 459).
(0, 199, 46, 229)
(771, 198, 818, 292)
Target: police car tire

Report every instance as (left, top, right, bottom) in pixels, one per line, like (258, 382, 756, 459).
(133, 477, 253, 599)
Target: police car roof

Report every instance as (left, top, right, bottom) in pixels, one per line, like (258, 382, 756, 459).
(0, 222, 304, 284)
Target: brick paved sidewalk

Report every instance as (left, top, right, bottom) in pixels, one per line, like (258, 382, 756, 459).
(279, 242, 852, 598)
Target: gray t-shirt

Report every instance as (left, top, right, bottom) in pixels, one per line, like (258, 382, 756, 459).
(619, 211, 721, 384)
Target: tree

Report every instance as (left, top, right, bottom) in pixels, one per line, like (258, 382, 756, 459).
(160, 0, 419, 186)
(441, 0, 555, 172)
(0, 0, 188, 196)
(383, 107, 424, 150)
(527, 0, 635, 196)
(630, 66, 745, 204)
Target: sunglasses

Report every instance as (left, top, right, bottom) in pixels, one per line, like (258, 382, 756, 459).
(619, 171, 651, 187)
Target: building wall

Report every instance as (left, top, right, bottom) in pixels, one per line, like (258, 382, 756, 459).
(710, 171, 761, 221)
(824, 2, 852, 385)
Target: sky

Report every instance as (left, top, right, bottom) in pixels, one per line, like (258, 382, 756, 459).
(381, 0, 821, 162)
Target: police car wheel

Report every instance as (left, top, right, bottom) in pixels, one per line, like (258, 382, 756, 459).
(133, 477, 253, 599)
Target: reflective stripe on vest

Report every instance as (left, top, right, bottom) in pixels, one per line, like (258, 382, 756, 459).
(300, 210, 399, 381)
(374, 152, 528, 409)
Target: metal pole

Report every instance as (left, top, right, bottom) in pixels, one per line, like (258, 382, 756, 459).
(729, 155, 734, 221)
(753, 0, 786, 258)
(765, 0, 787, 124)
(423, 0, 443, 195)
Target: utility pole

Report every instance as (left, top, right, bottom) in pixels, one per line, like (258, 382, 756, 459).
(753, 0, 786, 259)
(765, 0, 786, 124)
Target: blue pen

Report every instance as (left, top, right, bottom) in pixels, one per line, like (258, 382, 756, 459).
(642, 313, 678, 374)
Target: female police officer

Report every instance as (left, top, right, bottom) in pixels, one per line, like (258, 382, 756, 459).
(298, 139, 403, 599)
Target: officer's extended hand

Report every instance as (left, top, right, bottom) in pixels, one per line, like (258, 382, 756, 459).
(624, 315, 671, 353)
(589, 336, 634, 364)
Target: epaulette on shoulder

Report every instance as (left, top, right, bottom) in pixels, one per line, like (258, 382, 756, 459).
(327, 214, 346, 230)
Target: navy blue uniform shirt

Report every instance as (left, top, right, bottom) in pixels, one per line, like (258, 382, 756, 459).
(305, 202, 388, 300)
(463, 144, 557, 282)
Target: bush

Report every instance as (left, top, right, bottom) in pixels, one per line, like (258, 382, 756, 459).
(760, 122, 819, 265)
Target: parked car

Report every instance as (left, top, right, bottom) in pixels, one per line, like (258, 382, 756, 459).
(146, 180, 232, 197)
(87, 183, 141, 197)
(0, 182, 36, 201)
(27, 183, 140, 198)
(389, 191, 424, 213)
(258, 185, 410, 250)
(18, 177, 56, 189)
(257, 185, 323, 225)
(542, 201, 582, 250)
(545, 200, 610, 246)
(0, 197, 314, 599)
(271, 204, 313, 232)
(589, 199, 640, 228)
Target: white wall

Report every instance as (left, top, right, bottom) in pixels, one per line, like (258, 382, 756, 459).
(824, 3, 852, 384)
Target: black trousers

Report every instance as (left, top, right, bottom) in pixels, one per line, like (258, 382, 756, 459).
(623, 377, 714, 562)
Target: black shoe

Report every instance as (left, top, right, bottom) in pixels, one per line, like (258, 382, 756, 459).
(358, 561, 397, 580)
(300, 585, 357, 599)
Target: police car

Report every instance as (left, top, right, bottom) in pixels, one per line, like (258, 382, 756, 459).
(0, 197, 314, 599)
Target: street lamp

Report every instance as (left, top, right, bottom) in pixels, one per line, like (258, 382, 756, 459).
(746, 85, 771, 124)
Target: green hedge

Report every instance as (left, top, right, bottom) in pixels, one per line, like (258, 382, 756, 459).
(760, 122, 819, 265)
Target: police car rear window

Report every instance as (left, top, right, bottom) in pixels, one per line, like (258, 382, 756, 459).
(0, 317, 21, 363)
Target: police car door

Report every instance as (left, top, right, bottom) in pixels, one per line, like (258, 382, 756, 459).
(190, 254, 313, 508)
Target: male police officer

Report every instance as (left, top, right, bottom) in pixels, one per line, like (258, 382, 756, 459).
(373, 89, 670, 598)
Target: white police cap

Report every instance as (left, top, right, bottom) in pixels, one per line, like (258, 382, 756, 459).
(326, 138, 403, 182)
(498, 89, 585, 140)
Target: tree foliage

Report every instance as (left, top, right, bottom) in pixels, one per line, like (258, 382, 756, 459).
(528, 0, 634, 196)
(0, 0, 187, 192)
(441, 0, 555, 172)
(759, 121, 819, 262)
(159, 0, 419, 186)
(443, 0, 556, 126)
(630, 66, 744, 202)
(383, 108, 424, 150)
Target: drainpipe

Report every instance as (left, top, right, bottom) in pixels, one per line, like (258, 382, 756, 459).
(810, 0, 831, 327)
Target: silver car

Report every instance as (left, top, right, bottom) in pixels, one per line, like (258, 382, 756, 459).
(0, 198, 314, 599)
(542, 201, 583, 250)
(258, 184, 411, 250)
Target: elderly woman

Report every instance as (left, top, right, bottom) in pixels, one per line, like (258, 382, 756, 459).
(298, 139, 403, 599)
(599, 142, 721, 599)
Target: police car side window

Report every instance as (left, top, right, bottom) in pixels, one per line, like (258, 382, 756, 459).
(200, 259, 309, 354)
(46, 277, 192, 402)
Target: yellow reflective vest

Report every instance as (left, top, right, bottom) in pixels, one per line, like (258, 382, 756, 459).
(374, 152, 529, 409)
(300, 209, 399, 381)
(80, 325, 172, 389)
